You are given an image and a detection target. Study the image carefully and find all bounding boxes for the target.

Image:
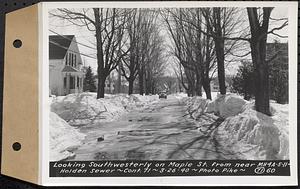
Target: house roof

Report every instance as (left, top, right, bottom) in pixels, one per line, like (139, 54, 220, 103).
(49, 35, 74, 59)
(62, 65, 79, 72)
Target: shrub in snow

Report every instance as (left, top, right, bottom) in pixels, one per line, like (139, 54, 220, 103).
(50, 112, 85, 161)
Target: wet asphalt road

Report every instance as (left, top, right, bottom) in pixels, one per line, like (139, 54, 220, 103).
(69, 96, 240, 161)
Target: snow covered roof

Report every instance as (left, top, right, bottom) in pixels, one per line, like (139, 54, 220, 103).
(49, 35, 74, 59)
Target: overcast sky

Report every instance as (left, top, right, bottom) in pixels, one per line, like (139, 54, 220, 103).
(49, 7, 289, 77)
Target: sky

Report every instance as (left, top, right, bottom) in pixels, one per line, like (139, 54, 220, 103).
(49, 7, 289, 77)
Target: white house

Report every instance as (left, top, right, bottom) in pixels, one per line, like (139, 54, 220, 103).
(49, 35, 84, 96)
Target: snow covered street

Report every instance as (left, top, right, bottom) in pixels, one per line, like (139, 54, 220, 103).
(50, 93, 289, 161)
(66, 95, 244, 161)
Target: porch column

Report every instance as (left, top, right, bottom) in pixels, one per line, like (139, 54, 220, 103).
(75, 76, 77, 92)
(66, 74, 70, 94)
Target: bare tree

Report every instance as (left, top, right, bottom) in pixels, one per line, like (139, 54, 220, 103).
(173, 62, 189, 93)
(119, 9, 142, 95)
(144, 27, 167, 94)
(50, 8, 130, 98)
(162, 8, 217, 98)
(247, 7, 288, 115)
(201, 8, 243, 95)
(119, 9, 164, 95)
(162, 9, 196, 96)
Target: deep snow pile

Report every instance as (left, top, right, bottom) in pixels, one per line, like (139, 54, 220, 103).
(186, 93, 289, 160)
(186, 97, 210, 119)
(51, 92, 158, 126)
(206, 94, 247, 118)
(50, 112, 85, 161)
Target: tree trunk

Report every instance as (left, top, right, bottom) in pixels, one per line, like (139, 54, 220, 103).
(255, 65, 270, 115)
(250, 41, 271, 115)
(214, 38, 226, 95)
(145, 71, 150, 95)
(97, 74, 105, 98)
(247, 7, 272, 115)
(195, 71, 202, 96)
(213, 8, 226, 95)
(94, 8, 106, 99)
(128, 78, 134, 95)
(116, 63, 121, 93)
(138, 66, 144, 95)
(203, 79, 212, 100)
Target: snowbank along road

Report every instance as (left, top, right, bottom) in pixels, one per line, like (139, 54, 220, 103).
(68, 95, 242, 160)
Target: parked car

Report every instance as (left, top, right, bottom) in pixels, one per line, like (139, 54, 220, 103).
(159, 92, 167, 99)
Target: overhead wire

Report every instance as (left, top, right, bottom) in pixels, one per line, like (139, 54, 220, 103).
(49, 29, 97, 50)
(49, 40, 97, 60)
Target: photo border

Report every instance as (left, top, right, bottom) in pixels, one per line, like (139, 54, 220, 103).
(41, 1, 298, 186)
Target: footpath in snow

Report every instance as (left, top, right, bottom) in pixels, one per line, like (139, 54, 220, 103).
(186, 93, 289, 160)
(50, 93, 158, 161)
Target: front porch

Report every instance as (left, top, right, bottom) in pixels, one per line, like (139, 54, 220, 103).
(62, 66, 84, 95)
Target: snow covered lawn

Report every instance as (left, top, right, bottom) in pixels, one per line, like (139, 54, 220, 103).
(186, 93, 289, 160)
(51, 92, 158, 126)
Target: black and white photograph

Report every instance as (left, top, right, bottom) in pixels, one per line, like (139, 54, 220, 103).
(48, 3, 292, 165)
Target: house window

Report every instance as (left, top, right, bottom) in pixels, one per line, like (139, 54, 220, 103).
(74, 54, 77, 68)
(69, 54, 71, 66)
(70, 76, 75, 89)
(71, 54, 74, 67)
(63, 77, 67, 88)
(65, 53, 68, 65)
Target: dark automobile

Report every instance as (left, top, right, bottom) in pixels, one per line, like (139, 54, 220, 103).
(159, 92, 167, 99)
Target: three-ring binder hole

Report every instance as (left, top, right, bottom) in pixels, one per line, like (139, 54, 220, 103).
(12, 142, 21, 151)
(13, 39, 22, 48)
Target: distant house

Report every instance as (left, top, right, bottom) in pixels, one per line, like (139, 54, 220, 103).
(49, 35, 84, 96)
